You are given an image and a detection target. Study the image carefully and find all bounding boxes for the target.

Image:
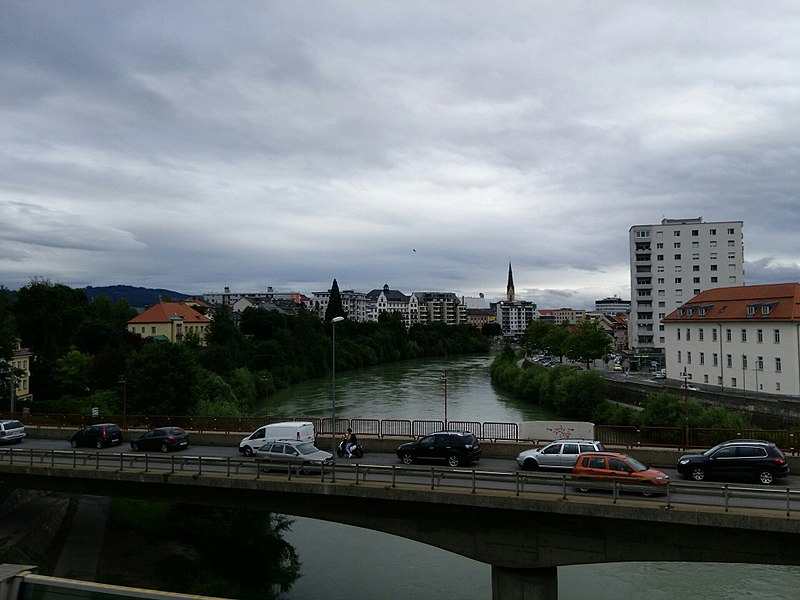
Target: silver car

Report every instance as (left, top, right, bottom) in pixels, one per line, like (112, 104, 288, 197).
(255, 440, 333, 474)
(516, 439, 605, 470)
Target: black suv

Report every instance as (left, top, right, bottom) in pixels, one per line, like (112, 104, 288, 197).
(677, 439, 789, 485)
(70, 423, 123, 448)
(396, 430, 481, 467)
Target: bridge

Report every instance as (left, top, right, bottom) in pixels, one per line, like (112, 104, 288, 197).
(2, 449, 800, 599)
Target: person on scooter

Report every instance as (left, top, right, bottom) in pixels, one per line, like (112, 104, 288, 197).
(344, 428, 358, 458)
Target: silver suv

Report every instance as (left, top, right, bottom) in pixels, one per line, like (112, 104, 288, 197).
(516, 439, 605, 470)
(0, 419, 26, 444)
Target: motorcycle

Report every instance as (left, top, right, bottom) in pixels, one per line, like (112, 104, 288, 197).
(337, 437, 365, 458)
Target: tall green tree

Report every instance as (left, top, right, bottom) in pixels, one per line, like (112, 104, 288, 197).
(563, 319, 613, 368)
(324, 278, 346, 321)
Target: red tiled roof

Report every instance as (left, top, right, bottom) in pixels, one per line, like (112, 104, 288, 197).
(128, 302, 211, 324)
(663, 283, 800, 323)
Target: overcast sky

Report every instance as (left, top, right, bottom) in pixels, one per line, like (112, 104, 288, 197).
(2, 2, 800, 309)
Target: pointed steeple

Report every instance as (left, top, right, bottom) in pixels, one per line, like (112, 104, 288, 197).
(506, 262, 515, 302)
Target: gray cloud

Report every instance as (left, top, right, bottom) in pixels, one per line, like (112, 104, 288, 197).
(2, 1, 800, 309)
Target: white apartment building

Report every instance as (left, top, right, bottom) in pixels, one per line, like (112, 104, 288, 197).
(311, 289, 371, 322)
(663, 283, 800, 398)
(595, 296, 630, 316)
(414, 292, 467, 326)
(629, 217, 744, 357)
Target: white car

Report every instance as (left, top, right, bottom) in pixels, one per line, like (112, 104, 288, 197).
(680, 383, 699, 391)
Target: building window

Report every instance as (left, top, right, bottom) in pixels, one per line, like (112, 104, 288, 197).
(756, 356, 763, 370)
(713, 353, 718, 367)
(774, 329, 781, 344)
(692, 241, 699, 248)
(775, 357, 782, 373)
(726, 329, 732, 342)
(711, 277, 718, 283)
(674, 231, 681, 237)
(677, 329, 681, 341)
(686, 328, 691, 341)
(675, 277, 682, 284)
(657, 254, 664, 261)
(757, 329, 763, 343)
(692, 253, 700, 260)
(710, 241, 717, 248)
(726, 354, 732, 368)
(710, 264, 717, 271)
(657, 242, 663, 249)
(699, 352, 705, 365)
(728, 252, 736, 259)
(659, 301, 665, 307)
(741, 329, 747, 342)
(727, 227, 735, 234)
(676, 289, 683, 296)
(674, 254, 681, 260)
(674, 242, 681, 249)
(776, 382, 781, 391)
(712, 328, 717, 342)
(687, 351, 692, 364)
(693, 265, 700, 271)
(731, 377, 737, 388)
(692, 230, 699, 236)
(710, 228, 716, 235)
(677, 351, 682, 363)
(693, 277, 700, 284)
(699, 328, 704, 341)
(728, 240, 735, 247)
(703, 374, 709, 383)
(742, 355, 747, 369)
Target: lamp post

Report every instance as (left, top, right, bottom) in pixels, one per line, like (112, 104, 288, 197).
(440, 371, 448, 428)
(118, 376, 127, 430)
(331, 316, 344, 458)
(682, 367, 689, 449)
(261, 374, 271, 425)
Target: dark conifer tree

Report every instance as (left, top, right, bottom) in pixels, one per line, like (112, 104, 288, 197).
(324, 278, 346, 321)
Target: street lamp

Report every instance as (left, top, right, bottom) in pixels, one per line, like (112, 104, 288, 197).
(261, 374, 271, 426)
(331, 316, 344, 458)
(118, 376, 127, 430)
(682, 367, 689, 449)
(440, 371, 448, 428)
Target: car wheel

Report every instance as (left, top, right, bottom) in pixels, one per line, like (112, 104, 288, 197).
(523, 458, 539, 471)
(260, 463, 271, 473)
(243, 446, 254, 457)
(160, 443, 169, 453)
(577, 480, 591, 493)
(401, 452, 414, 465)
(96, 440, 104, 449)
(690, 467, 706, 481)
(641, 486, 654, 497)
(757, 470, 775, 485)
(70, 440, 79, 448)
(131, 442, 139, 451)
(447, 454, 460, 468)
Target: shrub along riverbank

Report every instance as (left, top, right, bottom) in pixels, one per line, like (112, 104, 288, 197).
(490, 349, 752, 430)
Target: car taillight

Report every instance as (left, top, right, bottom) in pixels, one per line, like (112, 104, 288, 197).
(102, 429, 107, 438)
(168, 435, 176, 441)
(775, 457, 786, 465)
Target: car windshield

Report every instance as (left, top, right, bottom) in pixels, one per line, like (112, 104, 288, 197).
(627, 457, 649, 472)
(296, 443, 319, 455)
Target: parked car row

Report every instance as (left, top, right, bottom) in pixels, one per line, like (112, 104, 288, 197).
(66, 423, 190, 453)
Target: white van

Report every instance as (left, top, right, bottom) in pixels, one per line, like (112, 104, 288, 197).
(238, 421, 316, 456)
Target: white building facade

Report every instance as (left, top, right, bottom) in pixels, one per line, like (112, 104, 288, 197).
(629, 217, 744, 357)
(311, 289, 371, 322)
(663, 283, 800, 398)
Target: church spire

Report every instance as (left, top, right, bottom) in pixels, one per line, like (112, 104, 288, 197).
(506, 261, 515, 302)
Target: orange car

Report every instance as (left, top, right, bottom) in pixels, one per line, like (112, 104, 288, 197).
(572, 452, 669, 496)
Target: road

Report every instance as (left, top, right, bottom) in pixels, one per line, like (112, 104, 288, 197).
(6, 438, 800, 515)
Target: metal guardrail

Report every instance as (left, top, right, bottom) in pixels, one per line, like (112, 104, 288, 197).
(4, 413, 799, 451)
(1, 448, 798, 518)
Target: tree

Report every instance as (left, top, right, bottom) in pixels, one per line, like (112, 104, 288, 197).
(324, 278, 346, 321)
(563, 319, 613, 368)
(481, 321, 502, 337)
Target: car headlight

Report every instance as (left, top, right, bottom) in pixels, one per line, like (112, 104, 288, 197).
(678, 459, 689, 465)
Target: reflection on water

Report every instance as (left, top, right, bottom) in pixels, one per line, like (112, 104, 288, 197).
(274, 355, 800, 599)
(269, 354, 558, 423)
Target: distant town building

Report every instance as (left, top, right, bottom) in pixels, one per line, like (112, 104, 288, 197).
(311, 289, 371, 322)
(461, 293, 488, 310)
(496, 262, 537, 337)
(414, 292, 467, 326)
(538, 308, 586, 325)
(127, 301, 211, 344)
(203, 286, 306, 307)
(467, 308, 495, 329)
(2, 339, 33, 405)
(595, 296, 630, 315)
(366, 284, 416, 326)
(629, 217, 744, 361)
(663, 283, 800, 397)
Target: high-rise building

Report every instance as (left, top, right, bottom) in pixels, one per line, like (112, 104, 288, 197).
(628, 217, 744, 362)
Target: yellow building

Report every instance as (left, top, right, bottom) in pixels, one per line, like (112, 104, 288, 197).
(127, 301, 211, 343)
(8, 339, 33, 403)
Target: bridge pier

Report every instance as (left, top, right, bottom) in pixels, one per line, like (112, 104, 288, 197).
(492, 566, 558, 600)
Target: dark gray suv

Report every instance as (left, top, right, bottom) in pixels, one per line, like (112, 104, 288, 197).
(396, 430, 482, 467)
(677, 439, 789, 485)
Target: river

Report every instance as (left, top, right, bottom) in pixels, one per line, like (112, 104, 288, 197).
(269, 354, 800, 599)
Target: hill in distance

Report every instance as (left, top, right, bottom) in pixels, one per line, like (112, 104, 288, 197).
(83, 285, 189, 309)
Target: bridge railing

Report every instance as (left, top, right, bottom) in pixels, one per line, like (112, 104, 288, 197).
(1, 448, 799, 519)
(4, 413, 800, 452)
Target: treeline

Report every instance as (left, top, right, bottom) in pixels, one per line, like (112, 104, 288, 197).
(0, 280, 490, 416)
(490, 350, 752, 429)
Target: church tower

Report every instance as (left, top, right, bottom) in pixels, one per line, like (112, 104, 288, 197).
(506, 262, 515, 302)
